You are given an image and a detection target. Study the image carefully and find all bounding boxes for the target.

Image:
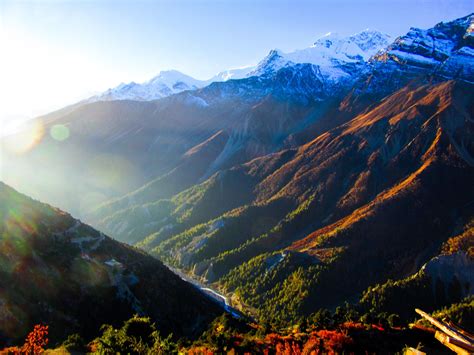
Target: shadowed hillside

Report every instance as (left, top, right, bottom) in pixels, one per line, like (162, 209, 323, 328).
(0, 183, 220, 346)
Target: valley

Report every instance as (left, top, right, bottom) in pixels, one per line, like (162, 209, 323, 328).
(0, 9, 473, 354)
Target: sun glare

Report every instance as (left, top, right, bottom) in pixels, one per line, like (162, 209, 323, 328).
(1, 120, 45, 155)
(0, 25, 113, 128)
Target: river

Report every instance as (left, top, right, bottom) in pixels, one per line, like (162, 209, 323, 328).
(168, 266, 244, 319)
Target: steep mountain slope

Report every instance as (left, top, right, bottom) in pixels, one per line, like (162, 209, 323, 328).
(89, 14, 474, 233)
(118, 80, 474, 323)
(0, 182, 220, 346)
(360, 218, 474, 321)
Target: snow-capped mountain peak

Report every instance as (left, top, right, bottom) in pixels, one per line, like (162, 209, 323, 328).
(250, 29, 391, 79)
(309, 29, 390, 62)
(88, 65, 257, 103)
(250, 49, 285, 77)
(89, 70, 208, 102)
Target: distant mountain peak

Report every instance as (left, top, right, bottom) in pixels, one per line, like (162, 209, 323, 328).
(310, 28, 391, 57)
(87, 69, 207, 103)
(88, 65, 257, 103)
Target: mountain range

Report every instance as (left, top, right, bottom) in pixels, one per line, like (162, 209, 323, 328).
(87, 66, 255, 103)
(87, 29, 391, 103)
(1, 12, 473, 347)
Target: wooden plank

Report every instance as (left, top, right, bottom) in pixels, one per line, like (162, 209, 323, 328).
(435, 331, 473, 355)
(415, 309, 474, 347)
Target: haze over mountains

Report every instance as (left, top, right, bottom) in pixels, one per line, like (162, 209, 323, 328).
(0, 28, 394, 216)
(1, 12, 473, 350)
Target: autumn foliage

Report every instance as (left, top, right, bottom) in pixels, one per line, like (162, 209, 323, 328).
(0, 325, 49, 355)
(260, 329, 353, 354)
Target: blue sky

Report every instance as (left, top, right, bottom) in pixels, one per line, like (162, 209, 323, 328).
(0, 0, 473, 125)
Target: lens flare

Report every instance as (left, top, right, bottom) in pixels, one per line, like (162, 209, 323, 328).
(50, 124, 70, 141)
(2, 120, 44, 154)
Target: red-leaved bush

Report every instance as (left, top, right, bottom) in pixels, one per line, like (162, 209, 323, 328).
(0, 325, 49, 355)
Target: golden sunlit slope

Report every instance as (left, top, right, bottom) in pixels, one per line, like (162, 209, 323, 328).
(0, 182, 220, 346)
(281, 80, 474, 307)
(290, 80, 473, 251)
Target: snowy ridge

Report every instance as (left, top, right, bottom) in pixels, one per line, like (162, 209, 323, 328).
(371, 13, 474, 81)
(250, 29, 391, 79)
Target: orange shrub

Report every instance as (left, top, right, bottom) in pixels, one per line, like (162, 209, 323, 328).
(22, 325, 49, 354)
(275, 341, 302, 355)
(312, 330, 353, 353)
(0, 324, 49, 355)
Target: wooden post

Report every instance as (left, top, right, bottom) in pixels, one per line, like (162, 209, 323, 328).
(415, 308, 474, 353)
(415, 309, 474, 347)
